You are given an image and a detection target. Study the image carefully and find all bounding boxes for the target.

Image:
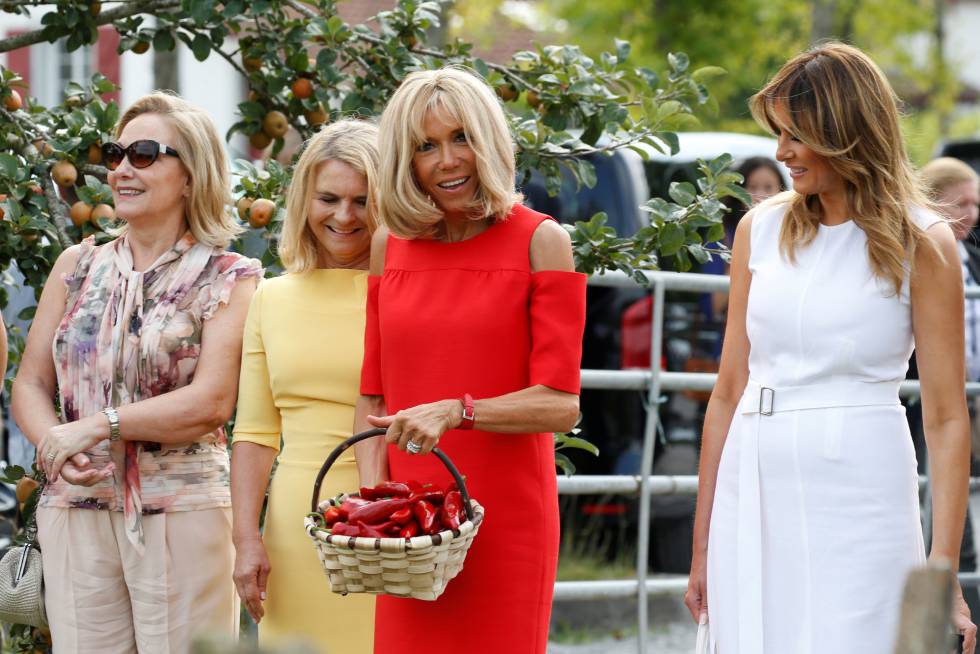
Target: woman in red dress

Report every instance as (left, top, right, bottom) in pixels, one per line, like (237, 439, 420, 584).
(353, 67, 586, 653)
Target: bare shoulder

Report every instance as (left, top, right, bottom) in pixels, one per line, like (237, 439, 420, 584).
(915, 220, 958, 274)
(529, 219, 574, 272)
(369, 225, 389, 276)
(52, 243, 84, 276)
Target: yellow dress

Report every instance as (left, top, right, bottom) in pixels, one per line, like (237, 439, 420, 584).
(233, 269, 374, 653)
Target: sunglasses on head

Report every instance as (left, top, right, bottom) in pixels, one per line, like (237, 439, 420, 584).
(101, 140, 180, 171)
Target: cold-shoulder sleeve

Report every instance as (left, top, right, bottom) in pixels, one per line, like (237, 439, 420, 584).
(232, 282, 282, 451)
(529, 270, 586, 394)
(201, 253, 264, 321)
(359, 275, 384, 396)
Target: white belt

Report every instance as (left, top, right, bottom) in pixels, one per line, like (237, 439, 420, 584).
(733, 378, 900, 652)
(739, 379, 901, 416)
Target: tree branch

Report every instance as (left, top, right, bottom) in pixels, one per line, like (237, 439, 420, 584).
(37, 169, 72, 249)
(79, 163, 109, 178)
(0, 0, 182, 54)
(281, 0, 542, 93)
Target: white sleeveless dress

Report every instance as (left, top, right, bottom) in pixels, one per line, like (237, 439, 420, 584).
(707, 200, 940, 653)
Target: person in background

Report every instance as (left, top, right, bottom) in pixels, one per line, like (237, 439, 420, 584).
(922, 158, 980, 380)
(921, 155, 980, 620)
(231, 119, 378, 653)
(11, 91, 261, 653)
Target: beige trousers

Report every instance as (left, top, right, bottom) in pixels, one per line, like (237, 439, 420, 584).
(36, 506, 240, 654)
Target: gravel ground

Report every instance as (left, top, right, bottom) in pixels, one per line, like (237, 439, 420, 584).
(548, 620, 697, 654)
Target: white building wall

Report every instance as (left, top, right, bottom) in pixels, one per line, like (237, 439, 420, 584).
(945, 1, 980, 92)
(176, 41, 248, 160)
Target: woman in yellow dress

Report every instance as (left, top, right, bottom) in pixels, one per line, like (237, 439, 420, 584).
(230, 119, 378, 652)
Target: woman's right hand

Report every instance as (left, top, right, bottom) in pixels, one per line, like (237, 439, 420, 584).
(58, 453, 114, 487)
(684, 549, 708, 623)
(233, 537, 271, 623)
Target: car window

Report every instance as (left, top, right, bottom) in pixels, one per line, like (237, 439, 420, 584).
(522, 153, 642, 237)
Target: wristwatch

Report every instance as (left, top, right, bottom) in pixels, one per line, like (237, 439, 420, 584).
(102, 407, 121, 442)
(458, 393, 475, 430)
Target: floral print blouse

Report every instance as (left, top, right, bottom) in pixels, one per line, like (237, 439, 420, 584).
(41, 232, 262, 553)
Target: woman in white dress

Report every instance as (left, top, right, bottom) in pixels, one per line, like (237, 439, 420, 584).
(684, 42, 978, 654)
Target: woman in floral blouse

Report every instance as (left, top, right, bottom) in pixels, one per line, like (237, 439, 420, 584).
(11, 92, 261, 653)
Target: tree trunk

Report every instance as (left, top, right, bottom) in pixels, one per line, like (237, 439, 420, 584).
(811, 0, 837, 44)
(893, 563, 955, 654)
(934, 0, 951, 140)
(153, 48, 179, 93)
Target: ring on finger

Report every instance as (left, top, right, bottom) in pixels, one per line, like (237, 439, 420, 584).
(46, 451, 56, 464)
(406, 440, 422, 454)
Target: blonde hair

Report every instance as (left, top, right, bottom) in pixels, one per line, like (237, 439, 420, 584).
(749, 42, 937, 294)
(377, 66, 522, 239)
(278, 119, 380, 273)
(921, 157, 979, 196)
(115, 91, 241, 248)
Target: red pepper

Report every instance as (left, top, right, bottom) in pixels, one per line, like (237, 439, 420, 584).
(373, 481, 411, 498)
(338, 496, 371, 520)
(330, 522, 359, 537)
(399, 522, 420, 539)
(359, 486, 379, 500)
(413, 500, 437, 533)
(322, 507, 342, 526)
(383, 521, 402, 535)
(355, 521, 387, 538)
(347, 498, 411, 525)
(390, 507, 413, 526)
(442, 505, 461, 530)
(409, 489, 444, 505)
(404, 479, 424, 491)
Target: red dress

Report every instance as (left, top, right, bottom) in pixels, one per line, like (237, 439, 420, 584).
(361, 204, 586, 653)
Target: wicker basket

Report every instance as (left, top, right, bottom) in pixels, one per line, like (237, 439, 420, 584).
(304, 428, 485, 601)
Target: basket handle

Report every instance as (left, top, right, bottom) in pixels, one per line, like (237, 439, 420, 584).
(310, 427, 476, 522)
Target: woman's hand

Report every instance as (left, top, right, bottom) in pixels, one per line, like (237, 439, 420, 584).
(58, 453, 114, 487)
(684, 549, 708, 624)
(38, 417, 106, 482)
(368, 399, 462, 455)
(233, 537, 271, 623)
(953, 584, 977, 653)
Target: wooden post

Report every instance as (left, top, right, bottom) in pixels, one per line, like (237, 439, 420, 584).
(894, 561, 956, 654)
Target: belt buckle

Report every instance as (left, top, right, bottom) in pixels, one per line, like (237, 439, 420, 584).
(759, 387, 775, 416)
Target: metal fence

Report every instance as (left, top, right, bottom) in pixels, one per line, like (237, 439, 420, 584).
(554, 270, 980, 653)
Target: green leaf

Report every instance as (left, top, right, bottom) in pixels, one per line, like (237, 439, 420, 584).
(615, 38, 631, 62)
(660, 222, 686, 256)
(667, 51, 689, 73)
(0, 464, 25, 482)
(691, 65, 727, 82)
(668, 181, 696, 206)
(706, 222, 727, 244)
(190, 34, 212, 61)
(153, 30, 176, 51)
(554, 433, 600, 456)
(0, 153, 19, 179)
(555, 452, 576, 477)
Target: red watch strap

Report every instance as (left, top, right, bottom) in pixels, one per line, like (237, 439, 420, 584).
(459, 393, 475, 430)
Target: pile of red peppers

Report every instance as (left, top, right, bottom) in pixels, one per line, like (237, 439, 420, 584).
(322, 479, 467, 539)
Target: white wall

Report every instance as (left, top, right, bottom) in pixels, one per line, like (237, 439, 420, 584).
(945, 1, 980, 93)
(177, 41, 248, 160)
